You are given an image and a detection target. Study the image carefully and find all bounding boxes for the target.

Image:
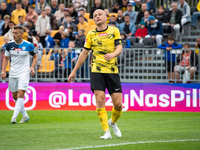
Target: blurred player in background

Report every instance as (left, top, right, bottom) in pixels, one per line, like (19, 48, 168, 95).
(1, 26, 38, 124)
(68, 9, 123, 139)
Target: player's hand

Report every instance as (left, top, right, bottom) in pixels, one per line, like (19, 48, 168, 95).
(1, 72, 6, 79)
(68, 71, 76, 83)
(30, 67, 35, 76)
(104, 53, 114, 61)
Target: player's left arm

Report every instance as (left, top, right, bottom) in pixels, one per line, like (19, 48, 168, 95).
(104, 28, 122, 61)
(29, 44, 38, 76)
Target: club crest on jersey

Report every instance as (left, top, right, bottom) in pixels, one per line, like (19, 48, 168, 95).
(99, 33, 108, 37)
(15, 48, 22, 51)
(22, 46, 26, 51)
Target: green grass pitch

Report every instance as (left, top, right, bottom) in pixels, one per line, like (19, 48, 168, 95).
(0, 111, 200, 150)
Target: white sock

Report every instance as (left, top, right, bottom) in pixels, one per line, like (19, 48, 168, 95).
(12, 98, 24, 119)
(13, 99, 28, 118)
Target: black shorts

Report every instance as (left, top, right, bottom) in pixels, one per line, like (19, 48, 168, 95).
(165, 61, 175, 72)
(90, 72, 122, 95)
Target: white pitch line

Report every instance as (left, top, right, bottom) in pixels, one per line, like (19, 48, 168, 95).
(57, 139, 200, 150)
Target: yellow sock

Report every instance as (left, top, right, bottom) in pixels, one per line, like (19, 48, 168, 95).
(96, 108, 109, 132)
(111, 107, 122, 124)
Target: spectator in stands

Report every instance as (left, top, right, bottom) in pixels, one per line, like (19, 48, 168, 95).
(77, 15, 89, 35)
(54, 25, 64, 46)
(35, 0, 49, 15)
(135, 21, 148, 43)
(45, 29, 56, 50)
(61, 15, 77, 32)
(145, 16, 163, 49)
(24, 25, 33, 43)
(60, 32, 70, 48)
(90, 0, 104, 19)
(5, 21, 15, 41)
(74, 8, 88, 25)
(118, 14, 136, 38)
(178, 0, 191, 26)
(2, 15, 10, 35)
(120, 31, 131, 48)
(36, 9, 50, 47)
(195, 37, 200, 55)
(175, 43, 198, 81)
(166, 2, 182, 40)
(191, 0, 200, 29)
(104, 9, 110, 24)
(75, 29, 85, 48)
(123, 3, 137, 24)
(110, 15, 117, 23)
(35, 35, 43, 49)
(136, 3, 148, 24)
(7, 0, 16, 13)
(0, 2, 11, 19)
(17, 16, 27, 28)
(25, 5, 38, 22)
(45, 6, 58, 30)
(35, 36, 43, 70)
(112, 3, 120, 13)
(22, 28, 29, 41)
(67, 3, 78, 21)
(22, 0, 30, 13)
(54, 3, 65, 22)
(32, 15, 38, 26)
(50, 45, 61, 72)
(11, 2, 26, 25)
(142, 10, 151, 26)
(158, 35, 182, 83)
(109, 22, 116, 27)
(51, 0, 58, 14)
(72, 0, 88, 13)
(145, 0, 156, 13)
(27, 20, 37, 36)
(116, 9, 124, 24)
(134, 0, 142, 11)
(120, 0, 128, 12)
(57, 9, 71, 27)
(67, 25, 76, 40)
(0, 14, 4, 35)
(155, 6, 167, 23)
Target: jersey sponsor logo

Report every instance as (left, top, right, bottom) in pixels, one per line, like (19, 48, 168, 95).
(15, 48, 22, 51)
(99, 33, 108, 37)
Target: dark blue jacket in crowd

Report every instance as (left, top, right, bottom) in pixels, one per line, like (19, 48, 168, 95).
(45, 35, 56, 48)
(158, 42, 182, 61)
(50, 53, 61, 67)
(60, 38, 70, 48)
(147, 0, 156, 13)
(147, 20, 163, 36)
(64, 50, 76, 69)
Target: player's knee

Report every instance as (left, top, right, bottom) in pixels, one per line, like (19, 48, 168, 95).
(13, 95, 17, 100)
(114, 101, 122, 110)
(17, 91, 25, 98)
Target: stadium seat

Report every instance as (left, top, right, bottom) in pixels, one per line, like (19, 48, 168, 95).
(109, 13, 118, 18)
(5, 61, 10, 72)
(84, 13, 90, 20)
(163, 25, 173, 37)
(143, 38, 155, 48)
(164, 8, 169, 13)
(129, 37, 139, 47)
(88, 19, 95, 27)
(37, 55, 54, 73)
(0, 36, 5, 47)
(48, 49, 53, 55)
(51, 30, 58, 37)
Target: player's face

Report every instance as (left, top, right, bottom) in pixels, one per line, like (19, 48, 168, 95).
(93, 10, 107, 25)
(13, 29, 23, 42)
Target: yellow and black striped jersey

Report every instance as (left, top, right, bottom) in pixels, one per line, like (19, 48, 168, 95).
(84, 26, 122, 74)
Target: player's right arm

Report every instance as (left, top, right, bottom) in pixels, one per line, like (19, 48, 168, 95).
(68, 49, 90, 83)
(1, 56, 9, 79)
(68, 31, 92, 83)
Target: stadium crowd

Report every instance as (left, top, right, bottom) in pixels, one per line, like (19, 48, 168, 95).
(0, 0, 200, 82)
